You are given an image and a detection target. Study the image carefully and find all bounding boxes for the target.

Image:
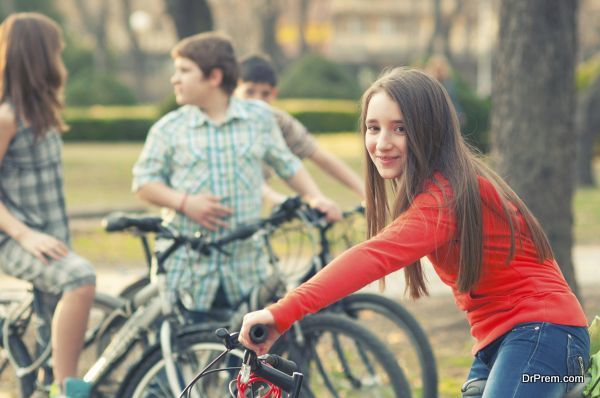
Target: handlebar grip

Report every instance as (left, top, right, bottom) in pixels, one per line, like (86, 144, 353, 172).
(217, 224, 260, 246)
(262, 354, 298, 376)
(249, 324, 269, 344)
(102, 213, 163, 233)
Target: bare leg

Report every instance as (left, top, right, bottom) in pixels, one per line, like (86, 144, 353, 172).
(51, 284, 95, 384)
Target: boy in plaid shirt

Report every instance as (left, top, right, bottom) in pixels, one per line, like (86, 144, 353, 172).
(133, 32, 340, 311)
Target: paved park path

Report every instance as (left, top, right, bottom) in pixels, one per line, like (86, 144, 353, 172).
(1, 245, 599, 297)
(1, 245, 598, 398)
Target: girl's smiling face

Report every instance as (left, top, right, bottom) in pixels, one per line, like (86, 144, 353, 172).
(364, 91, 408, 179)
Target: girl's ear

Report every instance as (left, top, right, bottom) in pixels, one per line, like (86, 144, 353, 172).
(208, 68, 223, 88)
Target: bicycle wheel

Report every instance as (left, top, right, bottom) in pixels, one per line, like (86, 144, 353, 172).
(0, 330, 36, 398)
(0, 293, 38, 398)
(339, 293, 437, 398)
(272, 313, 412, 398)
(117, 330, 244, 398)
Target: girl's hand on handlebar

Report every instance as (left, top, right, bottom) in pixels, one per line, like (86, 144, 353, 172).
(239, 309, 280, 356)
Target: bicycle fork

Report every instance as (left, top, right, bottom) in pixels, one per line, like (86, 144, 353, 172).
(160, 319, 191, 397)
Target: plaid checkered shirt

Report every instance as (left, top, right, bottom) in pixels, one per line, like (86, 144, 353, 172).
(132, 99, 301, 311)
(0, 121, 70, 247)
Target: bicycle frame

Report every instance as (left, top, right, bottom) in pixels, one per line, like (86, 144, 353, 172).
(85, 226, 199, 395)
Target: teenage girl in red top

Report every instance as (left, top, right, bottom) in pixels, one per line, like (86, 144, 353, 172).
(239, 68, 590, 397)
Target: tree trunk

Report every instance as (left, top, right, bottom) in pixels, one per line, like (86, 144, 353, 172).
(120, 0, 146, 101)
(298, 0, 310, 54)
(426, 0, 462, 64)
(260, 0, 288, 71)
(164, 0, 213, 39)
(73, 0, 110, 74)
(576, 77, 600, 187)
(491, 0, 581, 299)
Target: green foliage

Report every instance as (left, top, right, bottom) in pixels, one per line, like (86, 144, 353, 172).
(452, 76, 491, 153)
(293, 111, 359, 133)
(66, 71, 137, 106)
(0, 0, 62, 22)
(63, 104, 358, 141)
(158, 95, 178, 116)
(62, 34, 135, 106)
(62, 38, 95, 79)
(64, 117, 152, 142)
(576, 55, 600, 92)
(278, 55, 362, 100)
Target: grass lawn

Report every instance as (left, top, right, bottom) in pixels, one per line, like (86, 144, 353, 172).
(63, 136, 600, 242)
(63, 138, 600, 264)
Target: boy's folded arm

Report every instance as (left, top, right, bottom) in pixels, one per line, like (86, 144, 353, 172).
(136, 182, 184, 210)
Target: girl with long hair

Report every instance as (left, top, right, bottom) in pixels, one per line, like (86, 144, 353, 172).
(0, 13, 95, 397)
(240, 68, 589, 397)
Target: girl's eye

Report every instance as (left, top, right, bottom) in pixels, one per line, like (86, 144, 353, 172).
(394, 125, 406, 133)
(366, 125, 379, 132)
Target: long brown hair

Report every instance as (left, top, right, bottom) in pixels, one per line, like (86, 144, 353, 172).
(0, 13, 67, 137)
(361, 68, 553, 298)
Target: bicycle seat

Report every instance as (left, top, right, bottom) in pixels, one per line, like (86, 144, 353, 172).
(102, 213, 163, 233)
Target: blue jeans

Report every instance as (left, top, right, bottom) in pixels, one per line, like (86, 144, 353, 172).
(462, 322, 590, 398)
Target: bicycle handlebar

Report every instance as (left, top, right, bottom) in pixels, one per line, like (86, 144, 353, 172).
(296, 202, 365, 230)
(248, 323, 268, 344)
(102, 213, 163, 233)
(101, 196, 304, 257)
(243, 325, 300, 386)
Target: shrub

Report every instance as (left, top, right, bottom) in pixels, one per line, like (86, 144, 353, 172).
(293, 111, 359, 133)
(451, 76, 491, 153)
(278, 55, 362, 100)
(64, 117, 153, 142)
(66, 71, 137, 106)
(158, 94, 178, 116)
(63, 111, 358, 142)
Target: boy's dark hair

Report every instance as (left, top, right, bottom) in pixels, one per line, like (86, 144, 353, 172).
(239, 54, 277, 86)
(171, 31, 238, 95)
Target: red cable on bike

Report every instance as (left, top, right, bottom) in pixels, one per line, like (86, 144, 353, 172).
(236, 373, 282, 398)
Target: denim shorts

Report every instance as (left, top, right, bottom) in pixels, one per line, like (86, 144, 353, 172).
(461, 322, 590, 398)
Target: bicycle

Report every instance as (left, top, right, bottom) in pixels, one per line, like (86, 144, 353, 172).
(109, 197, 437, 397)
(267, 202, 438, 398)
(179, 324, 304, 398)
(105, 200, 413, 397)
(0, 202, 301, 397)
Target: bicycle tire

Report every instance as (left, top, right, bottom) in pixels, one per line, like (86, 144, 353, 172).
(272, 313, 412, 398)
(339, 293, 437, 398)
(117, 330, 244, 398)
(0, 332, 36, 398)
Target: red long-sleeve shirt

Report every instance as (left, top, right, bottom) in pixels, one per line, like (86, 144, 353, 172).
(268, 173, 587, 354)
